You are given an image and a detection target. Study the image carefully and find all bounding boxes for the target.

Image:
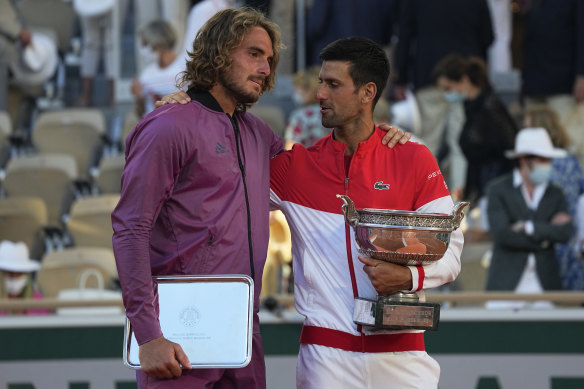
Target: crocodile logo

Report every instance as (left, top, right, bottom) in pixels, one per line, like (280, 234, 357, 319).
(374, 181, 390, 190)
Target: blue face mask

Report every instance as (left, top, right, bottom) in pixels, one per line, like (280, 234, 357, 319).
(443, 91, 466, 104)
(529, 163, 552, 185)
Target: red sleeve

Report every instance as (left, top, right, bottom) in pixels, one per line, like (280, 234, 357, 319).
(413, 145, 451, 209)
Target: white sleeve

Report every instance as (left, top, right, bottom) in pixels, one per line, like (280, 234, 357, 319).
(270, 188, 283, 212)
(406, 196, 464, 292)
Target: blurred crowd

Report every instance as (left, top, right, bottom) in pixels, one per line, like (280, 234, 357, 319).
(0, 0, 583, 313)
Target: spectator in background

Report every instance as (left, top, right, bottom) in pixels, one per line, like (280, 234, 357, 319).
(73, 0, 129, 106)
(132, 20, 183, 117)
(283, 66, 328, 149)
(485, 128, 573, 309)
(305, 0, 397, 67)
(392, 0, 494, 192)
(0, 240, 46, 316)
(133, 0, 190, 74)
(523, 105, 584, 290)
(576, 194, 584, 260)
(520, 0, 584, 126)
(0, 0, 32, 111)
(433, 54, 517, 204)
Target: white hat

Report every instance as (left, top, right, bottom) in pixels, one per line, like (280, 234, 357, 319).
(0, 241, 40, 273)
(10, 32, 58, 85)
(73, 0, 115, 17)
(505, 127, 567, 159)
(390, 89, 422, 134)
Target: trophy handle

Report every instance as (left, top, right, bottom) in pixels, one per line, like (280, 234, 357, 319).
(336, 194, 359, 227)
(451, 201, 470, 229)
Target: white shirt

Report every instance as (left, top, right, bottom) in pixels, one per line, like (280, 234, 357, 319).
(138, 57, 185, 114)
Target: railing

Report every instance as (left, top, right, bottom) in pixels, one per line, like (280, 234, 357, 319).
(1, 292, 584, 311)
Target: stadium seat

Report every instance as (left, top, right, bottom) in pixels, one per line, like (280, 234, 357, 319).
(37, 246, 118, 298)
(0, 111, 11, 167)
(66, 194, 120, 249)
(95, 154, 125, 194)
(32, 108, 106, 178)
(3, 153, 77, 226)
(0, 197, 48, 258)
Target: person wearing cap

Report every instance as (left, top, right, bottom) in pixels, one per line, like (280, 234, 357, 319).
(0, 240, 46, 316)
(485, 127, 574, 309)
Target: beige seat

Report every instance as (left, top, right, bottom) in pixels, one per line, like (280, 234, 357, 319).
(3, 154, 77, 226)
(0, 111, 11, 142)
(95, 154, 125, 194)
(37, 247, 118, 298)
(32, 108, 106, 178)
(66, 194, 120, 249)
(0, 197, 48, 258)
(121, 110, 140, 150)
(248, 105, 286, 138)
(0, 111, 11, 166)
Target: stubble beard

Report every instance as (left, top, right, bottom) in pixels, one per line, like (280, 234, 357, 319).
(219, 70, 260, 105)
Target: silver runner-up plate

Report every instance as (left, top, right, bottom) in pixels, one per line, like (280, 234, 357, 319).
(123, 275, 254, 369)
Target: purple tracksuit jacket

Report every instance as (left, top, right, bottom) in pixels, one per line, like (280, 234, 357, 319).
(112, 90, 283, 387)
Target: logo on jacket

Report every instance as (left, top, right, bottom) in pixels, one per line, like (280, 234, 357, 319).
(374, 181, 390, 190)
(216, 142, 229, 154)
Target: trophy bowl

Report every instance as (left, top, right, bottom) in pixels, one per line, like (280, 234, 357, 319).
(337, 195, 469, 266)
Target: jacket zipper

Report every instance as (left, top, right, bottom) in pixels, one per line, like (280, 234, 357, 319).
(229, 115, 255, 281)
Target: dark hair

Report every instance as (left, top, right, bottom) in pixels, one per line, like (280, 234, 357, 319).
(319, 36, 390, 107)
(432, 53, 491, 90)
(179, 8, 282, 96)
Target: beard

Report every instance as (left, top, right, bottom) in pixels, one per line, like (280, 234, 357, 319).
(219, 70, 261, 105)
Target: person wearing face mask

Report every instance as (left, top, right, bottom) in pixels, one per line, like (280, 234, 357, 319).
(131, 20, 184, 117)
(433, 54, 518, 205)
(0, 240, 47, 316)
(484, 128, 574, 309)
(283, 66, 329, 149)
(523, 105, 584, 290)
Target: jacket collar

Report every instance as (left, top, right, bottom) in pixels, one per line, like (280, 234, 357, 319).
(186, 88, 224, 113)
(327, 126, 382, 154)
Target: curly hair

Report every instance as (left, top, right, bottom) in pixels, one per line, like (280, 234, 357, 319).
(179, 8, 282, 99)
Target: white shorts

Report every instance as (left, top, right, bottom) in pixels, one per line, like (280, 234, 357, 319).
(296, 344, 440, 389)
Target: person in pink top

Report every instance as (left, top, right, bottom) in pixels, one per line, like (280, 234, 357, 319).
(0, 240, 47, 316)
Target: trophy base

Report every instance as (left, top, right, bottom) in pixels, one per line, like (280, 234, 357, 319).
(353, 293, 440, 331)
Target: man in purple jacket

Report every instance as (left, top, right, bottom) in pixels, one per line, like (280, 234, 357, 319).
(112, 8, 283, 388)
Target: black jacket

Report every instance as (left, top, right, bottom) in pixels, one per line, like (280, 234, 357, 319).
(394, 0, 494, 89)
(460, 89, 517, 202)
(486, 173, 573, 291)
(522, 0, 584, 96)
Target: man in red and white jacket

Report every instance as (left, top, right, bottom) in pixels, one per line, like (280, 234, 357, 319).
(270, 37, 463, 388)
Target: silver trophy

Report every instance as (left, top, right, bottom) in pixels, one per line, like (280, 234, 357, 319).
(337, 195, 468, 331)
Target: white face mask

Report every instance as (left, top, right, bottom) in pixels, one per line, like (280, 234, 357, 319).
(4, 275, 28, 296)
(139, 45, 157, 63)
(529, 163, 552, 185)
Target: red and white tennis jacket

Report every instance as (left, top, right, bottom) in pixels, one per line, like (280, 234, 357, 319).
(269, 127, 464, 353)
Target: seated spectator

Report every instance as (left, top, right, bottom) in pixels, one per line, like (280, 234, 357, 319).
(0, 240, 47, 315)
(283, 66, 329, 149)
(523, 104, 584, 290)
(434, 54, 518, 204)
(132, 20, 184, 117)
(485, 128, 573, 309)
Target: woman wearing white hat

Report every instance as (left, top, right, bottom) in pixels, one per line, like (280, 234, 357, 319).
(0, 240, 46, 315)
(485, 128, 574, 309)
